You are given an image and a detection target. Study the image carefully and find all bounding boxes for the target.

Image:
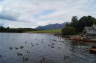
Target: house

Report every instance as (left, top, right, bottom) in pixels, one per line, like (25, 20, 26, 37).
(83, 25, 96, 38)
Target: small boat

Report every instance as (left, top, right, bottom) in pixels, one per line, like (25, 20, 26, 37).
(83, 39, 96, 42)
(89, 46, 96, 54)
(68, 36, 96, 42)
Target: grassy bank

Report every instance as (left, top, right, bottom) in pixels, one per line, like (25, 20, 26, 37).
(27, 29, 61, 33)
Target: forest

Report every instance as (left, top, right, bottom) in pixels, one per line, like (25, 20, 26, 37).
(0, 26, 36, 33)
(62, 16, 96, 35)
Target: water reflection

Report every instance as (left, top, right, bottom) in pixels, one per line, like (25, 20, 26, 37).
(70, 41, 96, 63)
(0, 33, 96, 63)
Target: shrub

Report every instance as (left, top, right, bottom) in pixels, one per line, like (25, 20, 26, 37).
(62, 26, 76, 35)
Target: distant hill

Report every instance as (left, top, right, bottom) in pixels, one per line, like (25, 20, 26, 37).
(36, 23, 65, 30)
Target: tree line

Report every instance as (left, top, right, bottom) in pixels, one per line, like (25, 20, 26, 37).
(62, 16, 96, 35)
(0, 26, 36, 33)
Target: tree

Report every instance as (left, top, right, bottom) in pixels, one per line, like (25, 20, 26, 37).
(62, 15, 96, 35)
(71, 16, 78, 27)
(77, 16, 96, 32)
(0, 26, 4, 31)
(62, 26, 76, 35)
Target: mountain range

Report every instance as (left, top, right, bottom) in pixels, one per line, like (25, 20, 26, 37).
(36, 23, 65, 30)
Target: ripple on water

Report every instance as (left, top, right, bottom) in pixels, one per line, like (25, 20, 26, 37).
(0, 33, 96, 63)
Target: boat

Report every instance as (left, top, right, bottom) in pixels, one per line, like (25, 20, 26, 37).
(68, 36, 96, 42)
(89, 46, 96, 54)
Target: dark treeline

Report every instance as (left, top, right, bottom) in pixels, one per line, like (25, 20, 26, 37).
(0, 26, 36, 33)
(62, 16, 96, 35)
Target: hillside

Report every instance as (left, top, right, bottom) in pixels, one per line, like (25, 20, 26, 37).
(36, 23, 65, 30)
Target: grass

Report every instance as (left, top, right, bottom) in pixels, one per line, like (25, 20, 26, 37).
(27, 29, 62, 33)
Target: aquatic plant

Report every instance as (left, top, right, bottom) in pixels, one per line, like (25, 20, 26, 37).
(51, 46, 54, 48)
(22, 56, 29, 63)
(9, 47, 13, 50)
(0, 55, 2, 58)
(17, 52, 23, 56)
(15, 47, 19, 50)
(20, 46, 24, 49)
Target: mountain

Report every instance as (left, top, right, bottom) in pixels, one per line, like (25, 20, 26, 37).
(36, 23, 65, 30)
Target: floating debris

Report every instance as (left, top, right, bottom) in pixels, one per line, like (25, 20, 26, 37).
(9, 47, 13, 50)
(59, 44, 62, 45)
(31, 42, 34, 47)
(20, 46, 24, 49)
(48, 44, 50, 46)
(0, 55, 2, 58)
(23, 57, 29, 62)
(51, 43, 55, 45)
(51, 46, 54, 48)
(32, 45, 34, 47)
(52, 39, 57, 41)
(15, 47, 19, 50)
(17, 52, 23, 56)
(26, 50, 30, 53)
(58, 47, 61, 49)
(36, 43, 40, 45)
(64, 56, 70, 60)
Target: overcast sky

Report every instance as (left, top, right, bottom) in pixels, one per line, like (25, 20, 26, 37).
(0, 0, 96, 28)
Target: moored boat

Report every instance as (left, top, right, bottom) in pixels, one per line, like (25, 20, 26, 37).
(68, 35, 96, 42)
(89, 46, 96, 54)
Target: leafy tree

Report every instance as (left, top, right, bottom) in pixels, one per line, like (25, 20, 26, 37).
(77, 16, 96, 32)
(71, 16, 78, 27)
(0, 26, 36, 33)
(62, 26, 76, 35)
(62, 15, 96, 35)
(0, 26, 4, 31)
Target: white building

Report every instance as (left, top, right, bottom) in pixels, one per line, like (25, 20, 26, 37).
(83, 25, 96, 38)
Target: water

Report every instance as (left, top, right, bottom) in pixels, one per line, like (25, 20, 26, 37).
(0, 33, 96, 63)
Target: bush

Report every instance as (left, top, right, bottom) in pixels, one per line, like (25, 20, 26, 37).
(62, 26, 76, 35)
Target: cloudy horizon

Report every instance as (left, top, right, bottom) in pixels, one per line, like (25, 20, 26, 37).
(0, 0, 96, 28)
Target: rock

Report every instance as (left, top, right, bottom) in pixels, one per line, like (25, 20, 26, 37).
(0, 55, 2, 58)
(23, 57, 29, 62)
(51, 46, 54, 48)
(9, 47, 13, 50)
(17, 52, 23, 56)
(20, 46, 24, 49)
(15, 47, 18, 50)
(26, 50, 30, 53)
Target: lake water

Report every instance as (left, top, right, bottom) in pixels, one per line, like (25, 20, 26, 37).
(0, 33, 96, 63)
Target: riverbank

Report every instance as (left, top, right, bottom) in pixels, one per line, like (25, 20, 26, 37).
(26, 29, 61, 34)
(0, 33, 96, 63)
(64, 35, 96, 43)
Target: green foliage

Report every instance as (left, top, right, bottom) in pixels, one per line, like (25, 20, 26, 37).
(62, 26, 76, 35)
(77, 16, 96, 32)
(62, 16, 96, 35)
(0, 26, 36, 33)
(28, 29, 61, 33)
(71, 16, 78, 27)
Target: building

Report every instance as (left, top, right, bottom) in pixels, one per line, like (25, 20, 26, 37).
(83, 25, 96, 38)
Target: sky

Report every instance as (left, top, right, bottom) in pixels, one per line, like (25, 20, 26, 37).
(0, 0, 96, 28)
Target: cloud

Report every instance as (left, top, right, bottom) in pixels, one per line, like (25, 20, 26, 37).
(0, 13, 17, 21)
(0, 0, 95, 28)
(37, 20, 65, 26)
(0, 19, 37, 28)
(33, 10, 55, 18)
